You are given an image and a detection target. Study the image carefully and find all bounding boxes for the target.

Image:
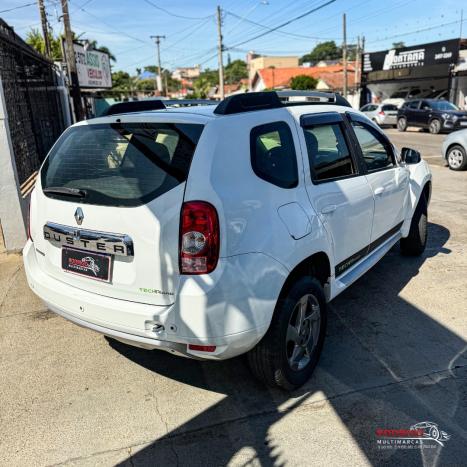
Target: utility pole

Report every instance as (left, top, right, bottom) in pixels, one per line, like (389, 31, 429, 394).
(460, 9, 464, 38)
(37, 0, 51, 58)
(342, 13, 347, 99)
(150, 35, 166, 96)
(61, 0, 83, 121)
(216, 5, 225, 100)
(355, 36, 361, 89)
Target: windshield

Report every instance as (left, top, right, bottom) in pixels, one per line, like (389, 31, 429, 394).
(41, 122, 204, 207)
(430, 101, 459, 111)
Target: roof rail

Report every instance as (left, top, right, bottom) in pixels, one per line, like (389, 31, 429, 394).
(103, 98, 217, 116)
(213, 91, 351, 115)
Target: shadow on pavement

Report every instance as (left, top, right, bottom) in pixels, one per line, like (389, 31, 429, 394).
(109, 223, 467, 466)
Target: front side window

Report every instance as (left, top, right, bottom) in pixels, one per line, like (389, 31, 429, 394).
(304, 123, 355, 182)
(430, 100, 459, 111)
(351, 122, 394, 172)
(250, 121, 298, 188)
(41, 122, 204, 207)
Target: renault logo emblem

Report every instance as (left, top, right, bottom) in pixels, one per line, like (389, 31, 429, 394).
(74, 207, 84, 226)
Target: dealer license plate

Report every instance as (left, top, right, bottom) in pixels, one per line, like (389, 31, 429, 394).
(62, 247, 112, 282)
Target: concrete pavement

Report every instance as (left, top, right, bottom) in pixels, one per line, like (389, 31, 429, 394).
(0, 162, 466, 466)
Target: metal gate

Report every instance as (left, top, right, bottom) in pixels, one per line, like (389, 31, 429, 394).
(0, 19, 66, 185)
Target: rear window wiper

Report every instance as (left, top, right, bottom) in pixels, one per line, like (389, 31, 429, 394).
(43, 187, 87, 198)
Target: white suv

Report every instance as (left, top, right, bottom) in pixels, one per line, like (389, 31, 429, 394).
(24, 91, 432, 390)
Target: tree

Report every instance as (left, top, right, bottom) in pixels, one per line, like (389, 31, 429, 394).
(111, 71, 132, 92)
(392, 41, 406, 49)
(26, 28, 62, 60)
(26, 29, 116, 62)
(290, 75, 318, 90)
(300, 41, 341, 64)
(192, 76, 212, 99)
(224, 59, 248, 84)
(87, 41, 116, 62)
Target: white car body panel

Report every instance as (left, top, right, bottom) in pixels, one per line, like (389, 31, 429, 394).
(24, 100, 432, 360)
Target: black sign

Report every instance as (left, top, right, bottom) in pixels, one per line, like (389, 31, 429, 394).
(363, 39, 459, 73)
(62, 247, 111, 282)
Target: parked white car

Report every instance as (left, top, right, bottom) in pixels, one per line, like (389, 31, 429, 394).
(442, 129, 467, 170)
(360, 103, 398, 127)
(24, 92, 432, 389)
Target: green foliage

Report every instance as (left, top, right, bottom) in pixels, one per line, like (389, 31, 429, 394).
(290, 75, 318, 90)
(300, 41, 340, 64)
(111, 71, 133, 91)
(25, 29, 62, 60)
(300, 40, 360, 64)
(392, 41, 406, 49)
(144, 65, 157, 74)
(26, 29, 116, 62)
(224, 59, 247, 84)
(192, 76, 213, 99)
(136, 79, 157, 91)
(86, 40, 116, 61)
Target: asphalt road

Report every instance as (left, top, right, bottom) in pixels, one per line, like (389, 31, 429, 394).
(1, 154, 466, 466)
(384, 127, 446, 167)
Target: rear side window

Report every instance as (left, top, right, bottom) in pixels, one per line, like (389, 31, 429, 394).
(250, 121, 298, 188)
(41, 123, 204, 207)
(304, 123, 355, 182)
(407, 101, 420, 109)
(382, 104, 397, 111)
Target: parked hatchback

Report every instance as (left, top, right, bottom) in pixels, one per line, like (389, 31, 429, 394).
(397, 99, 467, 134)
(360, 103, 398, 127)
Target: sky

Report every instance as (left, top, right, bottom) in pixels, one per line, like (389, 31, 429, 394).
(1, 0, 465, 75)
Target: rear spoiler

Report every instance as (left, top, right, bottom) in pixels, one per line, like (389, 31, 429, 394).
(103, 99, 217, 116)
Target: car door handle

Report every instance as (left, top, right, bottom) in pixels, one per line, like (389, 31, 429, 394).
(321, 205, 337, 214)
(374, 187, 385, 196)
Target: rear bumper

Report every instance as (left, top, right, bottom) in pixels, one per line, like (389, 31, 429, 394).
(23, 241, 287, 360)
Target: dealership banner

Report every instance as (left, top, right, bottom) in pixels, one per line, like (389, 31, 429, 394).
(363, 39, 460, 73)
(73, 42, 112, 88)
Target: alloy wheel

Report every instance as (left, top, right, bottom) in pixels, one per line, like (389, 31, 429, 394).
(286, 294, 321, 371)
(448, 148, 464, 169)
(429, 120, 440, 134)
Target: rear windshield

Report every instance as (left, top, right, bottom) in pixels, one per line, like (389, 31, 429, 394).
(41, 122, 204, 207)
(382, 104, 397, 111)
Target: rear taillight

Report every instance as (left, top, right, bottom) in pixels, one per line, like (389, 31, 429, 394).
(179, 201, 219, 274)
(378, 111, 385, 116)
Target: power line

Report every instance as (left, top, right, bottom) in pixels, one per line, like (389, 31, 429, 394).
(142, 0, 213, 21)
(367, 18, 467, 44)
(225, 0, 336, 50)
(224, 10, 337, 41)
(76, 5, 151, 45)
(0, 2, 36, 14)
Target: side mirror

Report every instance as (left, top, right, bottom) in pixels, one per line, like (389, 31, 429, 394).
(401, 147, 421, 164)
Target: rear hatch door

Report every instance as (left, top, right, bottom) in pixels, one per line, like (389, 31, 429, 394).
(34, 118, 205, 306)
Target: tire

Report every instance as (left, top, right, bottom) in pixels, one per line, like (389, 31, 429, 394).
(447, 144, 467, 171)
(247, 277, 327, 390)
(397, 117, 407, 132)
(429, 119, 441, 134)
(400, 193, 428, 256)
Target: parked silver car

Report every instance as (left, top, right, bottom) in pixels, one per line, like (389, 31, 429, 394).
(442, 129, 467, 171)
(360, 103, 398, 127)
